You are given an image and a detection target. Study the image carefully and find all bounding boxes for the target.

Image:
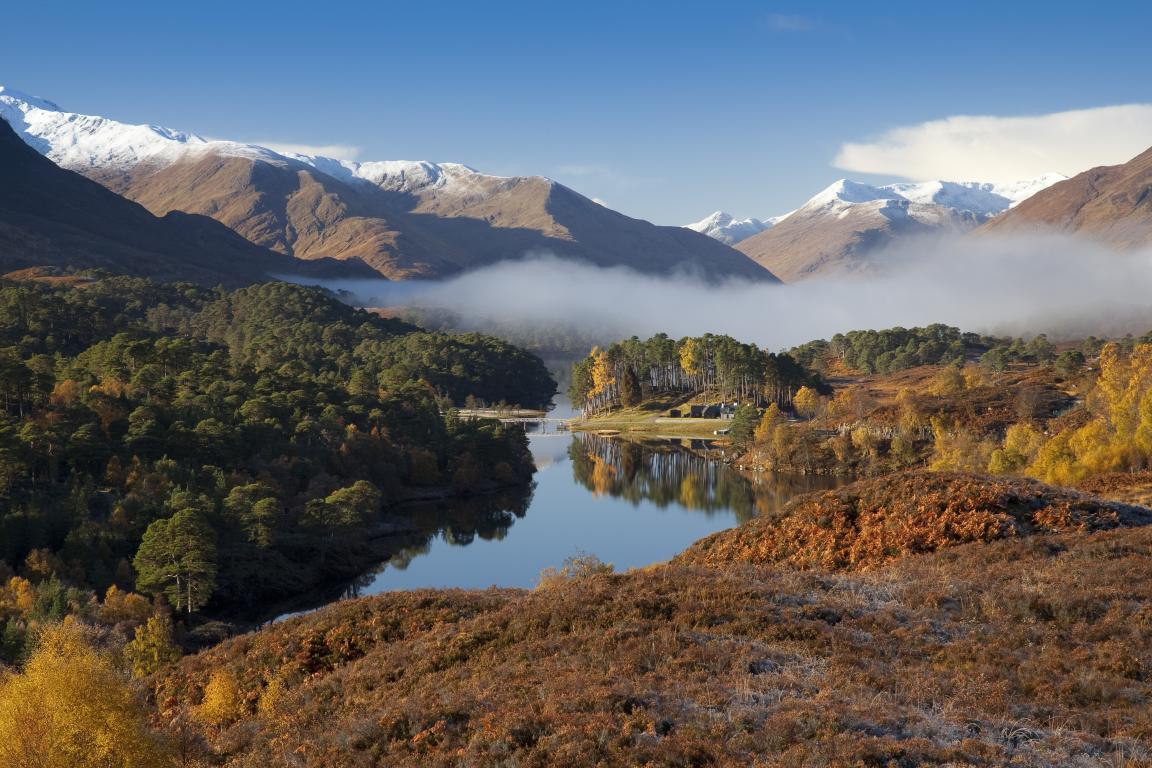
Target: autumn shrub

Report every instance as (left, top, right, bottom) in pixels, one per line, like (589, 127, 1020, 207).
(198, 668, 245, 726)
(677, 470, 1152, 570)
(536, 552, 614, 590)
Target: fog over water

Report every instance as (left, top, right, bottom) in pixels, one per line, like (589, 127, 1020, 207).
(287, 233, 1152, 350)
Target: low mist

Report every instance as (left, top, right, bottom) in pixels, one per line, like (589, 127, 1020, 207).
(287, 233, 1152, 353)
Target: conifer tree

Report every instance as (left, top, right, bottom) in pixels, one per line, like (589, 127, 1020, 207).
(133, 510, 217, 614)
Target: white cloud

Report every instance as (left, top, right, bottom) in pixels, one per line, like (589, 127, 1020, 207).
(835, 104, 1152, 182)
(286, 239, 1152, 354)
(253, 141, 361, 161)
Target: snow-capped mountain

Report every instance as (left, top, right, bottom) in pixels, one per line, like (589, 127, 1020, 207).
(815, 176, 1067, 217)
(0, 87, 773, 281)
(684, 211, 793, 246)
(687, 174, 1068, 249)
(0, 114, 369, 285)
(685, 212, 767, 245)
(731, 174, 1067, 282)
(0, 86, 507, 198)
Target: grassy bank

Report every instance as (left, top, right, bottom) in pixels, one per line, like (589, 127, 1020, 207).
(569, 396, 733, 439)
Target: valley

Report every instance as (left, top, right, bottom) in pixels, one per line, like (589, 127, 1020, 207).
(4, 17, 1152, 765)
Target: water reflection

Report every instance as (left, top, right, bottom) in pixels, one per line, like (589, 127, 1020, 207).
(336, 433, 844, 596)
(341, 484, 534, 597)
(568, 434, 759, 522)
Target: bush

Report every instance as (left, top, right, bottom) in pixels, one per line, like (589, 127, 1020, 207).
(536, 552, 614, 589)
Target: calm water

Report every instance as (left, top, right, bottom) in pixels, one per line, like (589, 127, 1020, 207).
(348, 429, 843, 595)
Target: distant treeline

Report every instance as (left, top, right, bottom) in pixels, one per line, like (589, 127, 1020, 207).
(789, 323, 1078, 375)
(571, 324, 1099, 417)
(0, 277, 555, 655)
(568, 333, 823, 414)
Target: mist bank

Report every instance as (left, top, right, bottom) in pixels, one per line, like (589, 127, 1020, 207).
(283, 233, 1152, 352)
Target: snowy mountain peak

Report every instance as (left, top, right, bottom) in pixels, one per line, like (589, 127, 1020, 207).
(0, 85, 506, 196)
(0, 86, 62, 113)
(685, 211, 772, 245)
(797, 174, 1067, 218)
(805, 179, 893, 209)
(688, 173, 1066, 247)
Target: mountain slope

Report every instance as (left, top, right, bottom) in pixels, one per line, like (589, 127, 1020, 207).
(980, 146, 1152, 247)
(734, 175, 1065, 282)
(734, 183, 979, 282)
(0, 117, 365, 286)
(0, 87, 774, 282)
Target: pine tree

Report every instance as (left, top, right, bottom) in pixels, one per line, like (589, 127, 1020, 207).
(729, 404, 760, 448)
(620, 366, 642, 407)
(133, 509, 218, 614)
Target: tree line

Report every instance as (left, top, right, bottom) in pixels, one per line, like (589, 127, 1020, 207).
(568, 333, 822, 415)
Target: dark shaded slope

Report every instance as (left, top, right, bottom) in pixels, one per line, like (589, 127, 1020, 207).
(0, 119, 370, 286)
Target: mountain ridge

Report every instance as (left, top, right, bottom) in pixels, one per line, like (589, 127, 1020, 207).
(0, 87, 775, 282)
(727, 173, 1066, 281)
(686, 173, 1066, 248)
(0, 116, 369, 286)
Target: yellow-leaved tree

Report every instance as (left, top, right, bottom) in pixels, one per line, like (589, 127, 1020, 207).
(199, 668, 246, 726)
(1029, 343, 1152, 483)
(988, 422, 1045, 475)
(929, 365, 966, 396)
(0, 620, 173, 768)
(753, 403, 785, 445)
(928, 417, 995, 472)
(125, 613, 182, 678)
(793, 386, 823, 419)
(587, 348, 615, 411)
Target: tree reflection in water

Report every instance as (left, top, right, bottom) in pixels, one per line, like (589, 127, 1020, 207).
(341, 484, 534, 598)
(568, 433, 843, 524)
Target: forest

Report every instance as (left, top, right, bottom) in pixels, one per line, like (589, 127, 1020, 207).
(568, 333, 823, 415)
(787, 323, 1066, 375)
(0, 277, 555, 660)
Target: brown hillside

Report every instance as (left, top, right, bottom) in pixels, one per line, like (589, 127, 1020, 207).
(82, 153, 777, 282)
(735, 200, 975, 282)
(981, 145, 1152, 247)
(155, 521, 1152, 766)
(0, 120, 369, 286)
(677, 471, 1152, 570)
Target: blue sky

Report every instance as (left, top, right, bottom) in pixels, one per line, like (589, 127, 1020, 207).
(4, 1, 1152, 224)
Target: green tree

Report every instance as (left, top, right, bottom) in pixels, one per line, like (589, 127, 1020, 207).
(323, 480, 383, 527)
(729, 404, 760, 449)
(1055, 349, 1085, 377)
(619, 366, 642, 407)
(133, 509, 218, 614)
